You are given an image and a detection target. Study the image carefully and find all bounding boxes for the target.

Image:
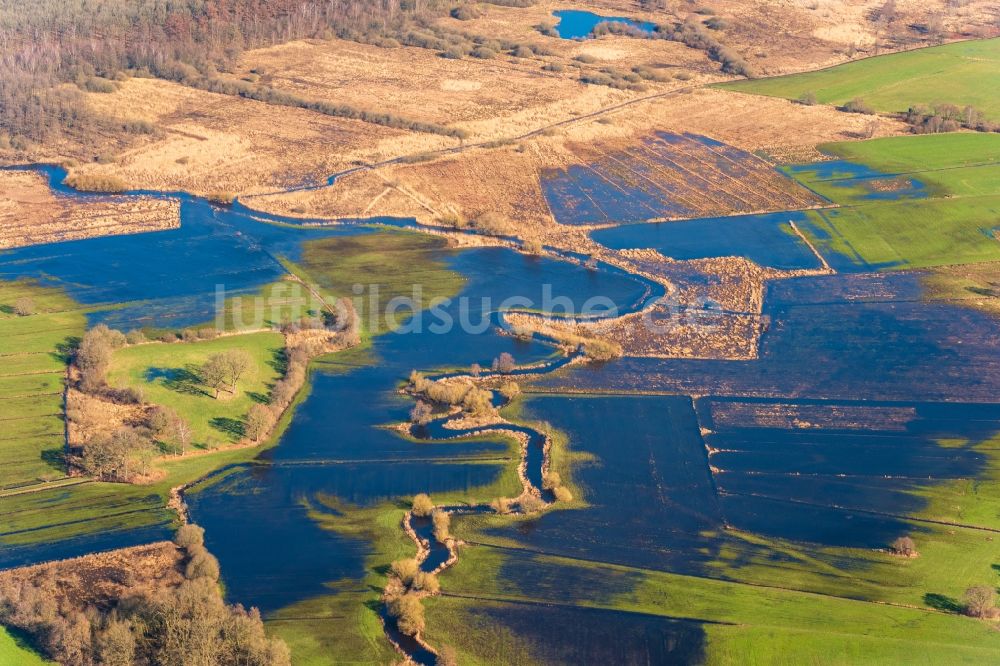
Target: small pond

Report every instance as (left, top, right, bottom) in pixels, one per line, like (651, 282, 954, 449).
(552, 10, 656, 39)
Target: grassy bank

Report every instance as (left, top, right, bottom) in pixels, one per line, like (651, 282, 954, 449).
(718, 38, 1000, 121)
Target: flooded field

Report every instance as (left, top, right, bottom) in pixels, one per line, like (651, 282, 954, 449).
(3, 124, 1000, 664)
(539, 271, 1000, 402)
(592, 210, 824, 270)
(542, 132, 820, 226)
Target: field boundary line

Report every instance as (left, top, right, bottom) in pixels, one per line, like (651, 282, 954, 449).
(788, 220, 833, 272)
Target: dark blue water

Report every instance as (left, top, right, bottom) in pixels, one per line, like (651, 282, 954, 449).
(451, 600, 706, 665)
(483, 395, 726, 574)
(185, 460, 506, 613)
(185, 247, 648, 613)
(0, 167, 362, 330)
(591, 210, 823, 270)
(538, 272, 1000, 403)
(552, 10, 656, 39)
(0, 166, 651, 626)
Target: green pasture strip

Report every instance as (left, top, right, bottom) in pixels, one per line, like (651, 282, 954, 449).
(0, 435, 66, 487)
(0, 372, 64, 397)
(0, 354, 66, 376)
(800, 194, 1000, 269)
(718, 38, 1000, 120)
(0, 280, 86, 487)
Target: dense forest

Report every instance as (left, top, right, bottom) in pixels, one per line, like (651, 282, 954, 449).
(0, 0, 462, 145)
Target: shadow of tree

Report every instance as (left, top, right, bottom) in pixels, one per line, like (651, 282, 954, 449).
(924, 592, 962, 613)
(268, 346, 288, 375)
(247, 391, 270, 405)
(211, 416, 245, 438)
(146, 364, 210, 397)
(40, 447, 66, 473)
(53, 335, 81, 364)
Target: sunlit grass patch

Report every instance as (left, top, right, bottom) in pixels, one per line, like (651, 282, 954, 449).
(0, 280, 84, 487)
(718, 38, 1000, 121)
(105, 332, 285, 448)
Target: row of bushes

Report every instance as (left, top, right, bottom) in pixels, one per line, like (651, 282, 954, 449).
(661, 18, 753, 77)
(579, 64, 667, 91)
(536, 15, 751, 77)
(800, 93, 998, 134)
(153, 66, 467, 139)
(336, 18, 551, 64)
(905, 103, 996, 134)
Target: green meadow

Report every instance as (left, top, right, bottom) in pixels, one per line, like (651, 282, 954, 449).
(719, 38, 1000, 120)
(0, 281, 85, 489)
(105, 332, 285, 448)
(787, 133, 1000, 269)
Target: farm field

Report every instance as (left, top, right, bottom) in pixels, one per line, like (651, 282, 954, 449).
(0, 282, 84, 490)
(720, 38, 1000, 120)
(784, 133, 1000, 270)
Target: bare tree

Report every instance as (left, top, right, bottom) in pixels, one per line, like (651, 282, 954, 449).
(492, 352, 516, 374)
(410, 400, 433, 425)
(13, 296, 35, 316)
(963, 585, 998, 618)
(245, 403, 275, 442)
(890, 535, 917, 557)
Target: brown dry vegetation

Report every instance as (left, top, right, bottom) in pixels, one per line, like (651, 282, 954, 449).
(72, 77, 452, 197)
(0, 169, 178, 249)
(0, 542, 185, 612)
(563, 0, 1000, 74)
(25, 0, 967, 207)
(251, 87, 904, 237)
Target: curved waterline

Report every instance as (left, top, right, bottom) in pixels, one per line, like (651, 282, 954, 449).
(8, 161, 670, 663)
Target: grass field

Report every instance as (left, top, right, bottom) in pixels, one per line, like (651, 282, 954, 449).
(296, 230, 466, 337)
(787, 133, 1000, 269)
(424, 544, 1000, 665)
(0, 627, 50, 665)
(719, 38, 1000, 121)
(0, 281, 85, 489)
(105, 332, 285, 448)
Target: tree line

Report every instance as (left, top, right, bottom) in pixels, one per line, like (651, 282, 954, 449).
(0, 0, 460, 147)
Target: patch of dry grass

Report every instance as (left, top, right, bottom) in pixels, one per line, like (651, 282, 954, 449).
(249, 87, 906, 236)
(0, 170, 178, 249)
